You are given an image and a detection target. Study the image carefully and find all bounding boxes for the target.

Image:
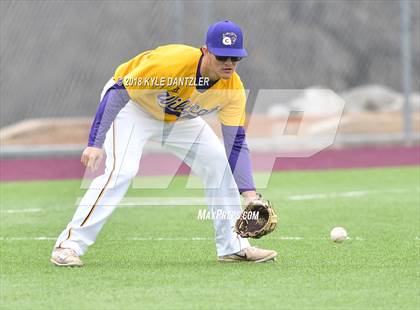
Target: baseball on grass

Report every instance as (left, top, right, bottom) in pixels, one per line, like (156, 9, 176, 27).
(330, 227, 348, 242)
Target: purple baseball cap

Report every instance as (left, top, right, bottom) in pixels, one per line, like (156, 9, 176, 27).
(205, 20, 248, 57)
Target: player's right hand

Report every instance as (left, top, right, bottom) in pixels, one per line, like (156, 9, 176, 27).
(81, 147, 104, 172)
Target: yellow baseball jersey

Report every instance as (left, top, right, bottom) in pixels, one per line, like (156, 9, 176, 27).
(113, 44, 246, 126)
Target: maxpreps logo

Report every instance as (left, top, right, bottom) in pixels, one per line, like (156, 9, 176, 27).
(222, 32, 237, 46)
(156, 93, 220, 119)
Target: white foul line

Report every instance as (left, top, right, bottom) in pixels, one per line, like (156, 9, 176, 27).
(287, 191, 371, 201)
(1, 188, 418, 212)
(3, 236, 420, 241)
(77, 188, 418, 207)
(0, 236, 306, 241)
(0, 208, 42, 213)
(127, 236, 305, 241)
(0, 236, 55, 240)
(0, 236, 374, 242)
(286, 188, 419, 201)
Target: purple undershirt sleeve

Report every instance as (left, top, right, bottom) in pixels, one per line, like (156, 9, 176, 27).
(221, 124, 256, 194)
(88, 83, 130, 148)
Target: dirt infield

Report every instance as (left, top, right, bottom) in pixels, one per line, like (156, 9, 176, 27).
(1, 146, 418, 182)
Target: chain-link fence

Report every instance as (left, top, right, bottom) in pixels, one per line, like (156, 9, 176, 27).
(1, 0, 419, 139)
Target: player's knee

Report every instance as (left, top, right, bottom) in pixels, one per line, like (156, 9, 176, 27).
(212, 152, 230, 170)
(114, 165, 138, 182)
(119, 169, 138, 181)
(200, 152, 230, 178)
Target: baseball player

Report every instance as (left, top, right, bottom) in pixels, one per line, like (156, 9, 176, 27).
(51, 20, 277, 266)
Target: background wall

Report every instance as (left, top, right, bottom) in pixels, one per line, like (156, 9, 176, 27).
(1, 0, 419, 127)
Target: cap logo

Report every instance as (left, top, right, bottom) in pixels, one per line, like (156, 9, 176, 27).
(222, 32, 237, 46)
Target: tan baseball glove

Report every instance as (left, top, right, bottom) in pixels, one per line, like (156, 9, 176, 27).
(234, 194, 277, 239)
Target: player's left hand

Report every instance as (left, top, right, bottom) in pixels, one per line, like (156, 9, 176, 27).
(241, 190, 259, 205)
(235, 193, 278, 239)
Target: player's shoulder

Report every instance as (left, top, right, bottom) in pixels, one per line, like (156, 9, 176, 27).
(232, 72, 245, 89)
(217, 72, 246, 107)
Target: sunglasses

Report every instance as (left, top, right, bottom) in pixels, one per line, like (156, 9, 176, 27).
(214, 55, 242, 62)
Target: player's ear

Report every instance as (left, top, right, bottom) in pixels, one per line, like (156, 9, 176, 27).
(201, 45, 209, 55)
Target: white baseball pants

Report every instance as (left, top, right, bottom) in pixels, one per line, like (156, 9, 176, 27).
(54, 79, 250, 256)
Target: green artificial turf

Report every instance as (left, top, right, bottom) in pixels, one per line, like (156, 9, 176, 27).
(0, 167, 419, 309)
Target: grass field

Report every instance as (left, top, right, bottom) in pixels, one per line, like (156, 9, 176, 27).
(0, 166, 419, 309)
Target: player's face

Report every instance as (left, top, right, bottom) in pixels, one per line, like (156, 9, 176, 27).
(203, 48, 241, 80)
(209, 53, 240, 80)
